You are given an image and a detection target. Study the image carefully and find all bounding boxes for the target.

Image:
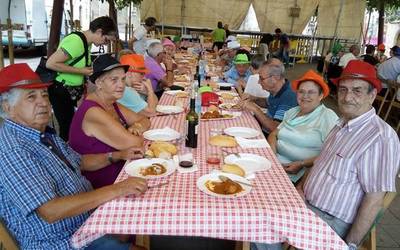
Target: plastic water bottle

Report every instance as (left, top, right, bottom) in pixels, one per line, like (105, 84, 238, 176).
(195, 91, 202, 114)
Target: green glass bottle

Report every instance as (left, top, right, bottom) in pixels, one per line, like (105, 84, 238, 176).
(185, 97, 198, 148)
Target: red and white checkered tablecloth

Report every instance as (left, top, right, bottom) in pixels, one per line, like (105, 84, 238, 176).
(71, 92, 347, 250)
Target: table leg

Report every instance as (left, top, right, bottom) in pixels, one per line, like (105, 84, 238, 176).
(235, 241, 250, 250)
(136, 235, 150, 250)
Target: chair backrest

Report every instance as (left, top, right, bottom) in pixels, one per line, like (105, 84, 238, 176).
(0, 220, 19, 250)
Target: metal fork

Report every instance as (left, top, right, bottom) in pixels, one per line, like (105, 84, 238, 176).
(221, 149, 241, 158)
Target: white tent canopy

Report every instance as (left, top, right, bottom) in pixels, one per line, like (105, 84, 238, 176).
(140, 0, 365, 40)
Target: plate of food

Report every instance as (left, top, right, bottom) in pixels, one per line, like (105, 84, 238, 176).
(174, 74, 190, 82)
(145, 141, 178, 159)
(224, 153, 271, 174)
(223, 127, 260, 139)
(125, 158, 176, 179)
(196, 172, 251, 198)
(156, 105, 184, 114)
(164, 90, 189, 97)
(217, 91, 238, 100)
(219, 103, 241, 111)
(200, 110, 241, 121)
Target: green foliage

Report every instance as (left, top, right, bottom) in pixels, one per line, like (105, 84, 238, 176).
(96, 0, 142, 10)
(366, 0, 400, 11)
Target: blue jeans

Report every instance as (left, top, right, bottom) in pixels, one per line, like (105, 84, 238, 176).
(250, 202, 351, 250)
(84, 235, 131, 250)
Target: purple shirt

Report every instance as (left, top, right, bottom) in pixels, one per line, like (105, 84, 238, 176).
(69, 99, 128, 189)
(145, 55, 166, 91)
(304, 108, 400, 223)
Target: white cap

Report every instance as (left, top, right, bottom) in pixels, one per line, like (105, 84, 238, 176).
(145, 39, 161, 50)
(227, 40, 240, 49)
(225, 35, 237, 43)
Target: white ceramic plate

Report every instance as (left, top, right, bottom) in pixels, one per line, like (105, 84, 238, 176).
(217, 82, 233, 88)
(219, 103, 241, 111)
(196, 172, 252, 198)
(224, 153, 271, 174)
(224, 127, 260, 139)
(125, 158, 176, 179)
(217, 91, 239, 97)
(143, 128, 181, 141)
(156, 105, 184, 114)
(164, 90, 188, 96)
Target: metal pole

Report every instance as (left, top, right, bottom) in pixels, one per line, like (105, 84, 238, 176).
(0, 20, 4, 69)
(7, 18, 14, 65)
(161, 0, 164, 35)
(128, 3, 132, 39)
(333, 0, 344, 41)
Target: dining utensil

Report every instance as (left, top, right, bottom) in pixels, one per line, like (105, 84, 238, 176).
(218, 175, 252, 187)
(148, 182, 169, 189)
(221, 149, 241, 158)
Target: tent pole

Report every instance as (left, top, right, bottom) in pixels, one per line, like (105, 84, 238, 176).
(161, 0, 164, 35)
(333, 0, 344, 41)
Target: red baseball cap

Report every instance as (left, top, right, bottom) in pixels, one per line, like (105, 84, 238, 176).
(331, 60, 382, 92)
(0, 63, 51, 93)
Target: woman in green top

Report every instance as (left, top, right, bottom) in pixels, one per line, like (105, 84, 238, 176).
(46, 16, 117, 141)
(211, 21, 226, 51)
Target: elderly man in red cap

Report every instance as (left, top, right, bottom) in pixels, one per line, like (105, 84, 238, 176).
(0, 63, 147, 249)
(252, 60, 400, 250)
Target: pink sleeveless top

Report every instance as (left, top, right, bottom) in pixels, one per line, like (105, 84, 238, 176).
(69, 99, 128, 189)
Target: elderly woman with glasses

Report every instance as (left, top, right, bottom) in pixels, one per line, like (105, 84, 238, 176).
(268, 70, 338, 183)
(69, 54, 151, 189)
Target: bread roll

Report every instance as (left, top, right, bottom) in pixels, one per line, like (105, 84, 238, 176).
(149, 141, 178, 158)
(221, 164, 245, 177)
(209, 135, 237, 147)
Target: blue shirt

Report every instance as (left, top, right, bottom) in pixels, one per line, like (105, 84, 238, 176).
(267, 79, 297, 121)
(0, 120, 92, 250)
(118, 87, 148, 113)
(223, 65, 251, 85)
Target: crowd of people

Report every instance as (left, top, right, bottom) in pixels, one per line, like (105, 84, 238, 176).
(0, 15, 399, 250)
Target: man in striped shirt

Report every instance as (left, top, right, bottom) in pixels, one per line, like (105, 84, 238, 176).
(300, 60, 400, 250)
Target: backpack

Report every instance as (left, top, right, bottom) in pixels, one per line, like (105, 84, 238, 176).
(35, 31, 89, 83)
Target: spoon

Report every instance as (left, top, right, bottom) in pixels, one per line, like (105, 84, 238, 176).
(218, 175, 252, 187)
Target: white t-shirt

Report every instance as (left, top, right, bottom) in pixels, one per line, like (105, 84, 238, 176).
(338, 53, 357, 68)
(244, 74, 270, 98)
(133, 25, 148, 55)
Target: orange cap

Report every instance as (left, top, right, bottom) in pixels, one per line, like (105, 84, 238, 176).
(378, 44, 385, 51)
(291, 70, 330, 98)
(120, 54, 149, 74)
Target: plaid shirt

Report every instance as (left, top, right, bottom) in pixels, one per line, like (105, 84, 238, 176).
(304, 109, 400, 223)
(0, 119, 92, 250)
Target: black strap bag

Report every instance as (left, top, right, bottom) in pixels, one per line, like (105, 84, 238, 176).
(35, 31, 89, 83)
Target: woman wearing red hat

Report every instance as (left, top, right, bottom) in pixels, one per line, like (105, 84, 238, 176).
(268, 70, 338, 183)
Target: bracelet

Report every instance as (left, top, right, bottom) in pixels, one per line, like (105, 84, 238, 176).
(107, 152, 115, 164)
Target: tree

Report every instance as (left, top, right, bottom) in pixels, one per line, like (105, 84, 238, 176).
(366, 0, 400, 44)
(97, 0, 143, 37)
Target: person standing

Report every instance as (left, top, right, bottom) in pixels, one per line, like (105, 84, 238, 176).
(128, 17, 157, 55)
(211, 21, 226, 51)
(46, 16, 117, 141)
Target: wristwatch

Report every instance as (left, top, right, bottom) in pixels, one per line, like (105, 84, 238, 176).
(348, 243, 357, 250)
(107, 152, 115, 164)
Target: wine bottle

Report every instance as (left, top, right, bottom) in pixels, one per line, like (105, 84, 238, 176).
(185, 96, 198, 148)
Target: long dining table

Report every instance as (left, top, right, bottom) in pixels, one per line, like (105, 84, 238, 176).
(71, 86, 347, 250)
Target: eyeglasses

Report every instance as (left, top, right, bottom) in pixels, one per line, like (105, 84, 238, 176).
(297, 90, 319, 97)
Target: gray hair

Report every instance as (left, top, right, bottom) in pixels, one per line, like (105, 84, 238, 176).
(147, 42, 163, 58)
(0, 88, 24, 119)
(262, 58, 285, 78)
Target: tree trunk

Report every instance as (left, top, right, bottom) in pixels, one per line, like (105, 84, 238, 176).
(47, 0, 65, 57)
(377, 0, 385, 45)
(108, 0, 119, 38)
